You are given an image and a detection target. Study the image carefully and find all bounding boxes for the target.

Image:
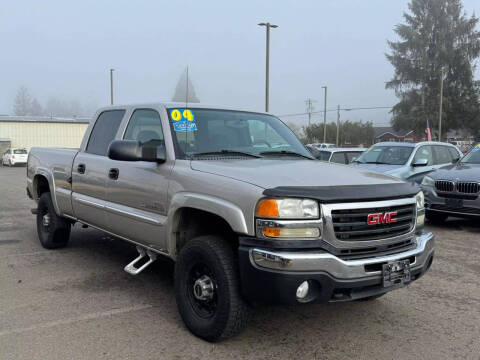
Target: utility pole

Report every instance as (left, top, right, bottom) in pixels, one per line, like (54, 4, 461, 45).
(438, 66, 445, 142)
(110, 69, 115, 105)
(336, 104, 340, 146)
(322, 86, 327, 143)
(305, 98, 316, 126)
(258, 22, 278, 112)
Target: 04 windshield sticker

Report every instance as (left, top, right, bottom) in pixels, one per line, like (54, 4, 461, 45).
(170, 109, 197, 132)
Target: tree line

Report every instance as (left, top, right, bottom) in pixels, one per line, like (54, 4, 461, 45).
(387, 0, 480, 138)
(300, 121, 375, 146)
(13, 86, 98, 118)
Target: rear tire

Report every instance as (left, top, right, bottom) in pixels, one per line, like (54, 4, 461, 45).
(426, 210, 448, 223)
(174, 235, 251, 342)
(36, 192, 71, 249)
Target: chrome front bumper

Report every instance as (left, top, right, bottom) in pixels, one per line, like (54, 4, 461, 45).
(250, 231, 434, 280)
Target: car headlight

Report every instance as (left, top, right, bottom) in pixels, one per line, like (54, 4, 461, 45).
(256, 198, 321, 239)
(256, 198, 319, 219)
(421, 176, 434, 187)
(416, 191, 425, 209)
(416, 191, 425, 228)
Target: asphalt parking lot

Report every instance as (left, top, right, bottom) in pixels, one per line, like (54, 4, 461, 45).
(1, 166, 479, 360)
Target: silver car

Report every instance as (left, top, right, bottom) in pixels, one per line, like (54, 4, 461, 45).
(307, 146, 365, 165)
(353, 141, 462, 183)
(421, 144, 480, 221)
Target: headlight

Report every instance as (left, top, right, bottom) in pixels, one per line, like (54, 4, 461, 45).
(256, 198, 319, 219)
(416, 191, 425, 209)
(421, 176, 434, 187)
(416, 191, 425, 228)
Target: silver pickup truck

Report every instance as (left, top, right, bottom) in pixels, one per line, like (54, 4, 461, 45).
(27, 103, 434, 341)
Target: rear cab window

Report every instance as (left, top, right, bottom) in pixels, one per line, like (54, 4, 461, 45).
(330, 152, 347, 164)
(86, 110, 126, 156)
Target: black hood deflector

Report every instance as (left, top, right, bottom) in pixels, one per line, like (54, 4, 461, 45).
(263, 182, 420, 203)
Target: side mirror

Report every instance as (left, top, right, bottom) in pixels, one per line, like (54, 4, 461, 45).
(412, 158, 428, 167)
(108, 140, 166, 163)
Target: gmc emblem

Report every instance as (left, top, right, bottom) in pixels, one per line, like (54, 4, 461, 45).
(367, 211, 398, 225)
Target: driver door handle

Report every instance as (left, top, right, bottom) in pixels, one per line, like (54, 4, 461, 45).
(108, 168, 119, 180)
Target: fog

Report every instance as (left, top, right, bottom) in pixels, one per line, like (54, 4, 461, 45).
(1, 0, 479, 125)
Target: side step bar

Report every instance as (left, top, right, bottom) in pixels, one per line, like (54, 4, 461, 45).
(124, 246, 158, 275)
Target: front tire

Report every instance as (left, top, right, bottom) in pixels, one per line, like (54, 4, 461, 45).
(174, 235, 251, 342)
(426, 210, 448, 223)
(36, 192, 71, 249)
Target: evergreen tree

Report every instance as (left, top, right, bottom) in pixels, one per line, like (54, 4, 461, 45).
(386, 0, 480, 137)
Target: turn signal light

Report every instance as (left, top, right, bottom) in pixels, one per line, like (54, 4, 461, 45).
(256, 199, 279, 218)
(262, 227, 320, 238)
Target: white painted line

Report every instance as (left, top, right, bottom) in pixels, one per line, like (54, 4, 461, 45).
(0, 304, 154, 337)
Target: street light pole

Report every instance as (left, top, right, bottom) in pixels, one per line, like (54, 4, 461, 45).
(110, 69, 115, 105)
(336, 104, 340, 146)
(322, 86, 327, 143)
(438, 66, 445, 142)
(258, 22, 278, 112)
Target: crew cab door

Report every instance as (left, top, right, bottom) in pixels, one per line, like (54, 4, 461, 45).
(104, 108, 172, 252)
(71, 110, 126, 229)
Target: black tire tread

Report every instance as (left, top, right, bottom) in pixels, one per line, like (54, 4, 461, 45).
(175, 235, 251, 341)
(37, 192, 71, 249)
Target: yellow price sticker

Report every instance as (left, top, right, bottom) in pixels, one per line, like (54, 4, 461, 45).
(171, 109, 182, 122)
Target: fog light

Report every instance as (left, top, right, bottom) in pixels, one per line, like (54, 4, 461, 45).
(296, 281, 310, 299)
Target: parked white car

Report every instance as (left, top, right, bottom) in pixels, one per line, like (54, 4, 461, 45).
(2, 148, 28, 166)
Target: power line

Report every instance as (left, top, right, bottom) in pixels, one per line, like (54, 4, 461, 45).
(278, 105, 394, 118)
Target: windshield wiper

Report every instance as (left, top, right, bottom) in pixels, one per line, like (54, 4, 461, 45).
(260, 150, 313, 159)
(190, 150, 263, 158)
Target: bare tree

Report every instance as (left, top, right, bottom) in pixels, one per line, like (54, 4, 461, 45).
(13, 86, 33, 115)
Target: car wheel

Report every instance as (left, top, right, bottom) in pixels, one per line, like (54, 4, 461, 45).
(175, 235, 251, 342)
(425, 210, 448, 223)
(36, 192, 71, 249)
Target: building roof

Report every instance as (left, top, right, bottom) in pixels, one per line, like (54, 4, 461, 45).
(373, 126, 413, 138)
(0, 115, 91, 124)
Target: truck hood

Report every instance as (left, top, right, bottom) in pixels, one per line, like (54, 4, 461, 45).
(190, 159, 404, 189)
(352, 163, 403, 174)
(429, 162, 480, 181)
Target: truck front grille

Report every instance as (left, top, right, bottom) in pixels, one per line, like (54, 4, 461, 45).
(331, 204, 415, 241)
(435, 180, 455, 192)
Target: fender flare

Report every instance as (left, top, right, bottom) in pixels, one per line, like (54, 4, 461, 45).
(32, 167, 61, 215)
(166, 192, 249, 257)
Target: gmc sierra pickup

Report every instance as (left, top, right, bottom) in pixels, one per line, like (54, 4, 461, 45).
(27, 103, 434, 341)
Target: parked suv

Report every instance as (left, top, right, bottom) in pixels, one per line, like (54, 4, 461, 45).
(421, 144, 480, 221)
(27, 103, 434, 341)
(353, 141, 462, 183)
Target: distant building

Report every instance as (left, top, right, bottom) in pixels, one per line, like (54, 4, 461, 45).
(373, 126, 420, 143)
(0, 116, 90, 151)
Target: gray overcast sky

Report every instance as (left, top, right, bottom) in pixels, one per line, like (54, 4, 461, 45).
(1, 0, 479, 126)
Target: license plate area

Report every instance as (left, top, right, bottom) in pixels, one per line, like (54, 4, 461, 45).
(445, 198, 463, 208)
(382, 259, 411, 288)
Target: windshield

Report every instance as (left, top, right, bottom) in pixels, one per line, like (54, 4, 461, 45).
(355, 145, 413, 165)
(168, 108, 312, 159)
(461, 145, 480, 164)
(13, 149, 27, 154)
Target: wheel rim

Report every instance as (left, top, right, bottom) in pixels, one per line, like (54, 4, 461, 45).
(186, 263, 218, 319)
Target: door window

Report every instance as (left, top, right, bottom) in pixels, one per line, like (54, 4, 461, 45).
(124, 109, 164, 146)
(433, 146, 453, 165)
(447, 147, 461, 161)
(330, 152, 347, 164)
(345, 152, 362, 164)
(86, 110, 125, 156)
(413, 146, 433, 165)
